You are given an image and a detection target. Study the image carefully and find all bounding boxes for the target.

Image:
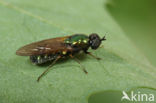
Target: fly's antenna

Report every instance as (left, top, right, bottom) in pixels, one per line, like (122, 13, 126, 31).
(101, 32, 108, 41)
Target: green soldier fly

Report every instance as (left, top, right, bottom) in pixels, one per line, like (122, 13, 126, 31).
(16, 33, 106, 82)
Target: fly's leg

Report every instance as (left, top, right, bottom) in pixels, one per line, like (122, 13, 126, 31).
(84, 51, 101, 60)
(69, 54, 88, 74)
(37, 55, 61, 82)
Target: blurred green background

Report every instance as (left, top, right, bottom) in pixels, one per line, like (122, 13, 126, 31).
(106, 0, 156, 66)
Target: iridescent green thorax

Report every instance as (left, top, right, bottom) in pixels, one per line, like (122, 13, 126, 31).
(64, 34, 89, 45)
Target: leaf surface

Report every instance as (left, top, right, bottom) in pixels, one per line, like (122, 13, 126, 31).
(0, 0, 155, 103)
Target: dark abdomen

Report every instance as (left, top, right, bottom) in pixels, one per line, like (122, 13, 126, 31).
(30, 54, 58, 64)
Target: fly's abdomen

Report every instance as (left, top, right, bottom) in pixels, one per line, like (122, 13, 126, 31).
(30, 54, 58, 64)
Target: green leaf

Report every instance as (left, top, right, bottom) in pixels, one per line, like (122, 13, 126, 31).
(0, 0, 155, 103)
(106, 0, 156, 67)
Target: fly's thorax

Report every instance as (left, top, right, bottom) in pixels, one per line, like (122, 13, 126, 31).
(64, 34, 89, 45)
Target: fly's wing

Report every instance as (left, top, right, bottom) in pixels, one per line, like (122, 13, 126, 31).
(16, 36, 71, 56)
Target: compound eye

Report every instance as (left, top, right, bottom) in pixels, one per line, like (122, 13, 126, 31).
(90, 35, 97, 40)
(92, 40, 101, 49)
(89, 34, 101, 49)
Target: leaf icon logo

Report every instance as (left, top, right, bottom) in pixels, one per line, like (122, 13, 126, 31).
(121, 91, 131, 101)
